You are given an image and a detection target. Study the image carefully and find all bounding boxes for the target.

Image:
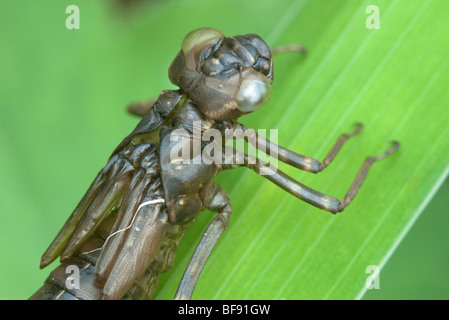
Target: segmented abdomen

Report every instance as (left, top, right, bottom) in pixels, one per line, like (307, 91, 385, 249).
(30, 143, 189, 300)
(30, 217, 188, 300)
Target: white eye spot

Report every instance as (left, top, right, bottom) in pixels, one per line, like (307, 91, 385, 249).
(236, 70, 272, 112)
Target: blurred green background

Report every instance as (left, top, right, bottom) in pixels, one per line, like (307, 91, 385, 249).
(363, 178, 449, 299)
(1, 0, 448, 299)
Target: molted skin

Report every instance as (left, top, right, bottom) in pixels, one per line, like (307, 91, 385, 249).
(33, 28, 276, 300)
(33, 27, 398, 300)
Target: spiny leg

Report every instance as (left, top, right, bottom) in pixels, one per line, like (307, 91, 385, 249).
(234, 122, 363, 173)
(127, 98, 157, 118)
(339, 141, 400, 209)
(174, 183, 231, 300)
(224, 141, 399, 214)
(271, 44, 307, 56)
(318, 123, 363, 172)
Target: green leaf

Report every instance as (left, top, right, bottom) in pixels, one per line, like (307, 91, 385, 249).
(1, 0, 448, 299)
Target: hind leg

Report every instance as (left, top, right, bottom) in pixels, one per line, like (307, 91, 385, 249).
(174, 182, 231, 300)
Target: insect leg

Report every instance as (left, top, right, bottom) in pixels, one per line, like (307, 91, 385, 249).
(271, 44, 307, 56)
(174, 183, 231, 300)
(127, 98, 157, 118)
(226, 142, 399, 214)
(234, 122, 362, 173)
(338, 141, 400, 209)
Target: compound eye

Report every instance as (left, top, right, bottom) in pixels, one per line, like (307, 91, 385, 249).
(181, 28, 224, 70)
(236, 69, 272, 113)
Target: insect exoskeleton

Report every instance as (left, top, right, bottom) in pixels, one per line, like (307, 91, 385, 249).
(32, 27, 399, 301)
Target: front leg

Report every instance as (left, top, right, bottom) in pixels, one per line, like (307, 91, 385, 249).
(234, 122, 363, 173)
(226, 142, 399, 214)
(174, 182, 231, 300)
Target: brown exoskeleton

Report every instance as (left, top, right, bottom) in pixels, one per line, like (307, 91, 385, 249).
(31, 28, 399, 300)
